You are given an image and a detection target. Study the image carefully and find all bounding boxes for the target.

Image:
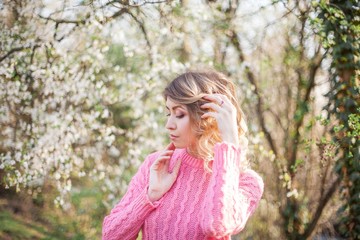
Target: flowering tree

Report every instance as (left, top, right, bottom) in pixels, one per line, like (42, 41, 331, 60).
(0, 0, 187, 207)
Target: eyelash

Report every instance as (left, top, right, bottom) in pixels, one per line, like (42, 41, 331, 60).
(166, 114, 184, 119)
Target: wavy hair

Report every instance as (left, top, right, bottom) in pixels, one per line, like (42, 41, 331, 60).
(163, 70, 248, 170)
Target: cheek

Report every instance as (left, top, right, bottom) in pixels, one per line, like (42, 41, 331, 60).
(181, 118, 192, 132)
(182, 120, 196, 142)
(177, 118, 191, 137)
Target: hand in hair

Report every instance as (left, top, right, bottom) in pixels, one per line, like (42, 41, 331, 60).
(200, 94, 239, 146)
(147, 142, 182, 202)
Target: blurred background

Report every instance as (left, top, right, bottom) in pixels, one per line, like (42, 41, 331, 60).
(0, 0, 359, 239)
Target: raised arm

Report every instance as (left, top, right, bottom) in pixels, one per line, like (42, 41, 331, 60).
(201, 142, 264, 238)
(199, 94, 264, 237)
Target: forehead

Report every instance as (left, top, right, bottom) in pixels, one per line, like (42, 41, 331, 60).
(165, 98, 186, 110)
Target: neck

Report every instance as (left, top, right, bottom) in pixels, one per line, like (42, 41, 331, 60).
(186, 146, 201, 159)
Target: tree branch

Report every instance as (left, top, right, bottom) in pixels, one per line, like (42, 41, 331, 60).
(266, 108, 287, 133)
(288, 51, 325, 173)
(38, 15, 87, 25)
(0, 45, 40, 63)
(108, 8, 129, 20)
(124, 10, 153, 66)
(127, 0, 169, 7)
(229, 30, 279, 157)
(303, 177, 341, 238)
(0, 47, 25, 62)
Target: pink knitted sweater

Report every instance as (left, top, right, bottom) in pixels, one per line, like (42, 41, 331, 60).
(102, 142, 264, 240)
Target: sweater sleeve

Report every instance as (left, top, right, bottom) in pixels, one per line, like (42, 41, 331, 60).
(102, 153, 161, 240)
(201, 142, 264, 238)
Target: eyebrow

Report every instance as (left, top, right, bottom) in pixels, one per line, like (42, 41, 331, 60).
(165, 105, 184, 111)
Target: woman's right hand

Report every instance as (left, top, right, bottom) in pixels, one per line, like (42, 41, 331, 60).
(147, 142, 182, 202)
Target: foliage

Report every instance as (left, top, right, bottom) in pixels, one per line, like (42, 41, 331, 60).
(313, 0, 360, 238)
(0, 180, 106, 239)
(0, 210, 53, 240)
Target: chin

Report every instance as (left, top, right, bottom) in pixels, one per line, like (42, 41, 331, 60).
(172, 142, 184, 149)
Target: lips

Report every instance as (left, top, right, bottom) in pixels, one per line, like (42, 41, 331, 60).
(170, 134, 178, 140)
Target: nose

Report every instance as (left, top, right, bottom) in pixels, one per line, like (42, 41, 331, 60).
(165, 116, 176, 130)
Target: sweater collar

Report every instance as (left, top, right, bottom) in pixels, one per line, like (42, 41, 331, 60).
(178, 148, 205, 168)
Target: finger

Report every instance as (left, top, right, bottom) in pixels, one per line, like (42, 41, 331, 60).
(200, 102, 221, 112)
(202, 94, 223, 105)
(201, 111, 217, 119)
(162, 150, 174, 156)
(156, 152, 171, 164)
(161, 147, 174, 170)
(152, 155, 171, 170)
(203, 94, 231, 107)
(217, 95, 233, 108)
(165, 142, 176, 151)
(213, 96, 229, 107)
(171, 158, 182, 177)
(164, 152, 171, 170)
(154, 155, 171, 164)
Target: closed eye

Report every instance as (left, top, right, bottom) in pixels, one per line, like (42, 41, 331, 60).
(166, 114, 184, 119)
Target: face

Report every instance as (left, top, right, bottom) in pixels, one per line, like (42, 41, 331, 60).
(165, 97, 197, 149)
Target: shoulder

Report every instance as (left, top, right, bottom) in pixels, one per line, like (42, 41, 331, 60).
(147, 150, 162, 161)
(141, 150, 161, 167)
(131, 151, 162, 178)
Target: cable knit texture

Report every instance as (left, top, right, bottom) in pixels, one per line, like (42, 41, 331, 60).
(102, 142, 264, 240)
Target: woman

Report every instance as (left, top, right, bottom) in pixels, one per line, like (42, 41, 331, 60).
(102, 70, 264, 240)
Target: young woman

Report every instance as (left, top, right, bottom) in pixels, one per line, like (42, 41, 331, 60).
(102, 70, 264, 240)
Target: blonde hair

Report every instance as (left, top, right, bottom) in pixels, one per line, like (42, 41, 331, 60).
(163, 70, 248, 170)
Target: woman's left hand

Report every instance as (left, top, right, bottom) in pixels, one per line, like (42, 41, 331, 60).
(200, 94, 239, 146)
